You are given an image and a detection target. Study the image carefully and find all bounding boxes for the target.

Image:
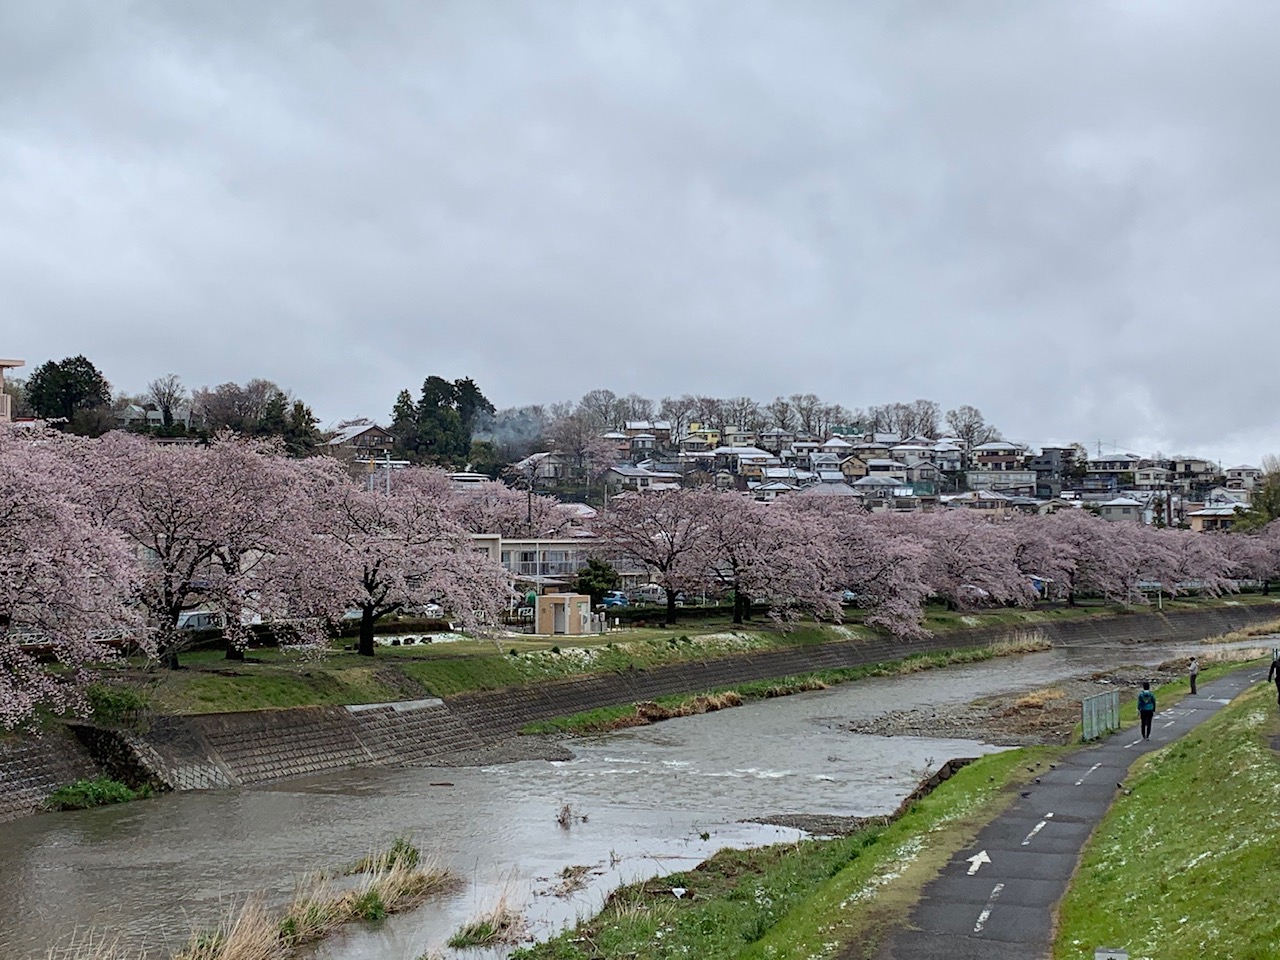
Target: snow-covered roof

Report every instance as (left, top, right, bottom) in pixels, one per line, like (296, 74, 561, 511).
(711, 445, 773, 457)
(853, 475, 902, 487)
(972, 441, 1024, 453)
(327, 420, 389, 445)
(866, 458, 908, 468)
(798, 482, 858, 497)
(1100, 497, 1144, 507)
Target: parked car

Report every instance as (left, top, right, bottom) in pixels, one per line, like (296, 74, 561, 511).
(176, 610, 222, 631)
(601, 591, 629, 608)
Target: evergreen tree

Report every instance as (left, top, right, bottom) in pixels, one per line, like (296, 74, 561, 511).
(26, 355, 112, 427)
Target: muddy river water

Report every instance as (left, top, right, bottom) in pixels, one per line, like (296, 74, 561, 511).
(0, 640, 1218, 959)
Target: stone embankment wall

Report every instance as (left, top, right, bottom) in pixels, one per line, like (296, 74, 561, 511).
(1, 603, 1275, 822)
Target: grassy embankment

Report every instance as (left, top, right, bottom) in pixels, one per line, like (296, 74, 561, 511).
(87, 595, 1275, 718)
(1054, 682, 1280, 960)
(521, 634, 1051, 735)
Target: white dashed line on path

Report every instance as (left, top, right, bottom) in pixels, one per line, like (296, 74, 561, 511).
(1075, 763, 1102, 786)
(1021, 812, 1054, 846)
(973, 883, 1005, 934)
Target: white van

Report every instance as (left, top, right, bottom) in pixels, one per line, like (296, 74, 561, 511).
(630, 583, 667, 604)
(177, 610, 222, 631)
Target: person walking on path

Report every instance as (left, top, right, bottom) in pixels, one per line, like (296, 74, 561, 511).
(1189, 656, 1199, 695)
(1269, 654, 1280, 706)
(1137, 682, 1156, 740)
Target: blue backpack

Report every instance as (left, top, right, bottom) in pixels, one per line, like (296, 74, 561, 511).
(1137, 690, 1156, 712)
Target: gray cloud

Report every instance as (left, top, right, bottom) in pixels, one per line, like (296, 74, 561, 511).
(4, 1, 1279, 464)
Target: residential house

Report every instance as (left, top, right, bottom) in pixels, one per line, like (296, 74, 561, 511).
(624, 420, 672, 446)
(602, 431, 631, 460)
(117, 401, 196, 431)
(628, 433, 658, 459)
(1170, 457, 1219, 490)
(604, 465, 682, 494)
(512, 450, 574, 485)
(683, 422, 721, 449)
(840, 455, 869, 482)
(906, 461, 940, 494)
(1187, 504, 1245, 533)
(965, 469, 1037, 496)
(891, 443, 934, 465)
(971, 441, 1027, 471)
(943, 489, 1017, 518)
(931, 442, 965, 474)
(473, 534, 597, 593)
(326, 419, 395, 459)
(749, 479, 798, 502)
(712, 445, 775, 476)
(757, 428, 795, 454)
(1225, 465, 1264, 492)
(1096, 497, 1145, 522)
(721, 425, 757, 448)
(820, 437, 856, 457)
(1134, 466, 1172, 491)
(865, 458, 908, 481)
(1028, 445, 1081, 497)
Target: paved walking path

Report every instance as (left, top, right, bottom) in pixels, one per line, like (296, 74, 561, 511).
(873, 667, 1261, 960)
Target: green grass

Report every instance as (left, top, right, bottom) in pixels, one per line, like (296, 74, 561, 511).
(1054, 683, 1280, 960)
(45, 777, 152, 811)
(512, 747, 1060, 960)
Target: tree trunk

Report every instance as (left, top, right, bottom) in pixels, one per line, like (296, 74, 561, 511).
(224, 640, 244, 661)
(1265, 579, 1271, 596)
(358, 607, 376, 656)
(732, 588, 744, 625)
(1068, 590, 1077, 607)
(664, 588, 678, 628)
(162, 643, 180, 670)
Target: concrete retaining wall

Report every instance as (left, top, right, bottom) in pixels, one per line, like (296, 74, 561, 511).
(2, 602, 1275, 819)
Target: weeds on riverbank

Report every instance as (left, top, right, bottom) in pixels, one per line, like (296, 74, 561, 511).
(447, 891, 526, 948)
(44, 777, 152, 812)
(1199, 617, 1280, 644)
(1055, 684, 1280, 959)
(522, 632, 1052, 735)
(171, 840, 454, 960)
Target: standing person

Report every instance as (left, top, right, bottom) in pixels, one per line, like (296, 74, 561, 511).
(1137, 682, 1156, 740)
(1189, 656, 1199, 695)
(1269, 653, 1280, 706)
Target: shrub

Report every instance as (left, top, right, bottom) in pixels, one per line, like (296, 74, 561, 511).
(85, 684, 151, 729)
(45, 777, 151, 812)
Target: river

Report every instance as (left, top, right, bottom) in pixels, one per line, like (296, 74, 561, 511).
(0, 640, 1214, 959)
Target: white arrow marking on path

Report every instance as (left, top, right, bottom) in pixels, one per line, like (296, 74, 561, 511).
(1021, 812, 1054, 846)
(973, 882, 1005, 934)
(966, 850, 991, 875)
(1075, 763, 1102, 786)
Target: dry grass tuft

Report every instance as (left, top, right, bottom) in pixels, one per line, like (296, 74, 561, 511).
(989, 630, 1052, 656)
(1011, 687, 1066, 711)
(174, 842, 454, 960)
(447, 891, 526, 948)
(1200, 618, 1280, 644)
(174, 897, 283, 960)
(42, 933, 147, 960)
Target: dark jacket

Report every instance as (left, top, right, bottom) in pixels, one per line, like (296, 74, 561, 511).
(1269, 659, 1280, 684)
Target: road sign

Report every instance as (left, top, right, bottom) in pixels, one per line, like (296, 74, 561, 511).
(1095, 949, 1128, 960)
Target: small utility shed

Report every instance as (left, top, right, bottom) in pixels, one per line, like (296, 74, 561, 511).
(534, 593, 593, 636)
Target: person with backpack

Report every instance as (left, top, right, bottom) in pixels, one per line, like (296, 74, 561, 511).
(1137, 682, 1156, 740)
(1188, 656, 1199, 695)
(1268, 654, 1280, 706)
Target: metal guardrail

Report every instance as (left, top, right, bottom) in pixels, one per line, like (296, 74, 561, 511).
(1082, 690, 1121, 741)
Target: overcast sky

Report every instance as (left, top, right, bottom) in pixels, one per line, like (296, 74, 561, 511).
(4, 1, 1278, 463)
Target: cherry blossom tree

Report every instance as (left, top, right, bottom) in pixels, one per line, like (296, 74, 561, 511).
(597, 488, 714, 626)
(81, 433, 348, 668)
(778, 498, 930, 637)
(697, 492, 840, 625)
(0, 428, 142, 727)
(316, 466, 512, 656)
(900, 510, 1039, 610)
